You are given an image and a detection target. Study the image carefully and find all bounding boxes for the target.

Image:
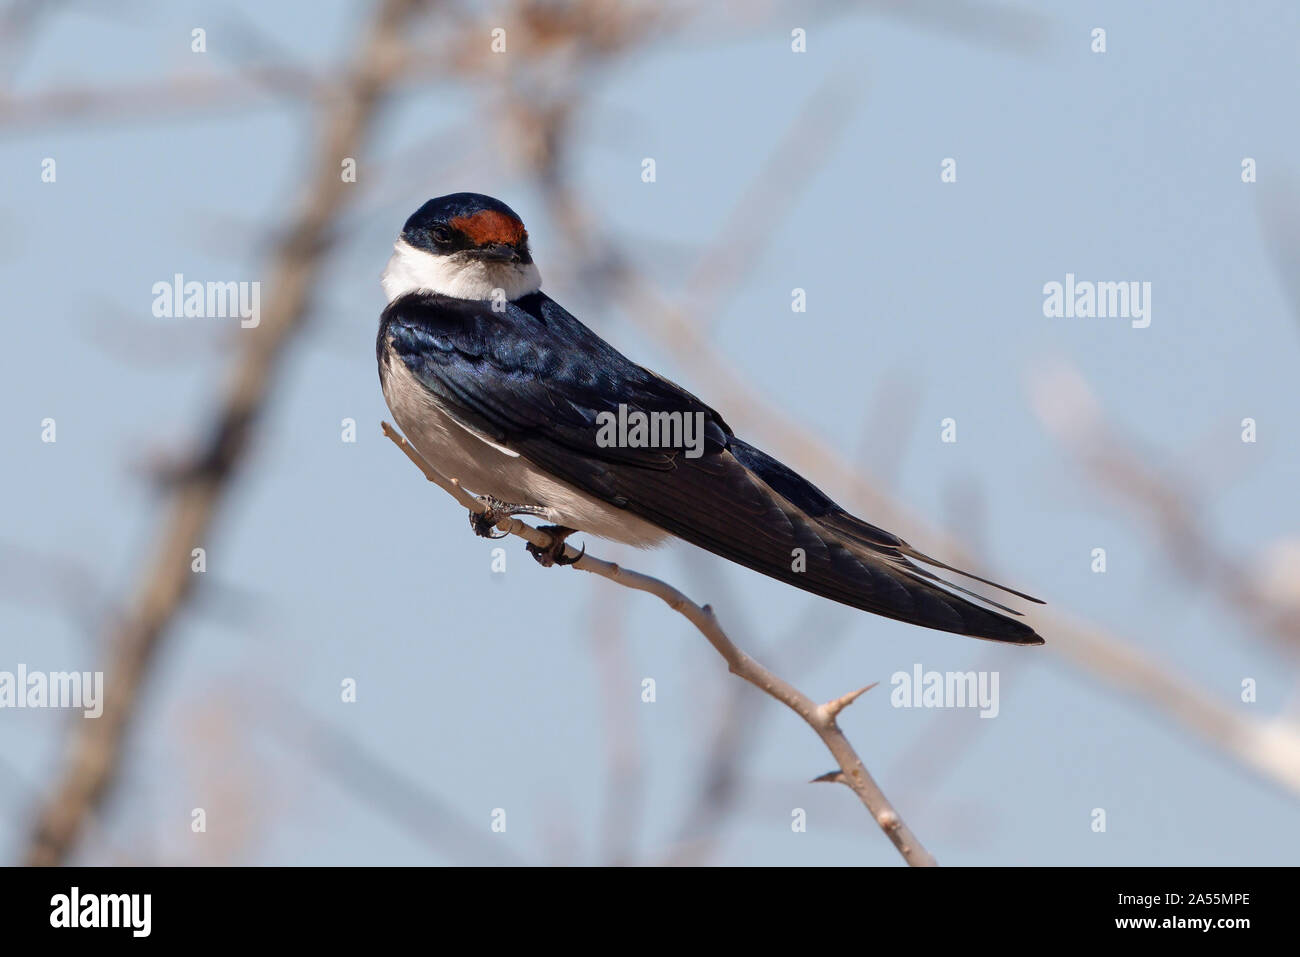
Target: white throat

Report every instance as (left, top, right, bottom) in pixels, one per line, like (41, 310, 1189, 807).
(381, 239, 542, 303)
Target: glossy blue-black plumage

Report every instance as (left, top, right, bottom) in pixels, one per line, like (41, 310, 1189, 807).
(381, 290, 730, 468)
(378, 289, 1043, 644)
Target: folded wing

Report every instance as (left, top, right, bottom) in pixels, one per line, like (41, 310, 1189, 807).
(382, 292, 1044, 644)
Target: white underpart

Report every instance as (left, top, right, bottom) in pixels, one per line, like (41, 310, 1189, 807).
(381, 340, 669, 548)
(381, 238, 542, 302)
(380, 232, 664, 546)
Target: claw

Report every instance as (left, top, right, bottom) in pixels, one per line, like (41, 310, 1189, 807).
(555, 540, 585, 567)
(526, 525, 580, 568)
(469, 505, 509, 539)
(470, 496, 550, 539)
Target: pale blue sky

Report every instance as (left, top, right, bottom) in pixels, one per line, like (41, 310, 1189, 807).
(2, 0, 1298, 865)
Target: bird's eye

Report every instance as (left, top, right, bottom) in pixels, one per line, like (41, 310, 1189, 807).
(430, 225, 451, 243)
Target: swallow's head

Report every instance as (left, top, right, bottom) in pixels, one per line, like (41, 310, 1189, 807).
(382, 192, 541, 302)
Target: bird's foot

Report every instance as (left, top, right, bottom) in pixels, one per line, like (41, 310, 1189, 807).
(526, 525, 584, 568)
(469, 497, 548, 539)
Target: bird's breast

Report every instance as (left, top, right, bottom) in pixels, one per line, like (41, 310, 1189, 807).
(378, 344, 669, 548)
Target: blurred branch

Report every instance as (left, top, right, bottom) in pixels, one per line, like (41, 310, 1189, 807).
(380, 420, 937, 866)
(587, 578, 645, 866)
(0, 63, 331, 127)
(686, 60, 863, 328)
(0, 0, 668, 130)
(1030, 361, 1300, 648)
(1257, 177, 1300, 335)
(22, 0, 428, 867)
(666, 571, 849, 865)
(260, 688, 523, 866)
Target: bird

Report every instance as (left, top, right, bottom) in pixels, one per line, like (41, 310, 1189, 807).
(377, 192, 1044, 645)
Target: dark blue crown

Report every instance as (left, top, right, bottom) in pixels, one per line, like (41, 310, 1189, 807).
(403, 193, 523, 234)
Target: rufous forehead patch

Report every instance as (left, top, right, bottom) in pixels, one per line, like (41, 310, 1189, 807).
(448, 210, 527, 246)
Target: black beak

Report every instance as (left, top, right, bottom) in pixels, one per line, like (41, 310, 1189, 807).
(476, 243, 520, 263)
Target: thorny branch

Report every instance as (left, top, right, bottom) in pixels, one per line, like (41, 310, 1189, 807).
(380, 421, 938, 867)
(14, 0, 1295, 866)
(530, 181, 1300, 805)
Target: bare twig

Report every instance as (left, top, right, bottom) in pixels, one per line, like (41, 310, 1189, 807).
(380, 420, 936, 866)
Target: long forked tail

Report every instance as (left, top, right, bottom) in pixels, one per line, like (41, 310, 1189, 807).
(817, 510, 1044, 644)
(708, 439, 1044, 643)
(543, 433, 1047, 645)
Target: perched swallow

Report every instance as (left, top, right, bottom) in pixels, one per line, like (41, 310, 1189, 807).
(377, 193, 1044, 644)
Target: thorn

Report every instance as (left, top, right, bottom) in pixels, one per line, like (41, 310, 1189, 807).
(822, 682, 878, 719)
(811, 770, 847, 785)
